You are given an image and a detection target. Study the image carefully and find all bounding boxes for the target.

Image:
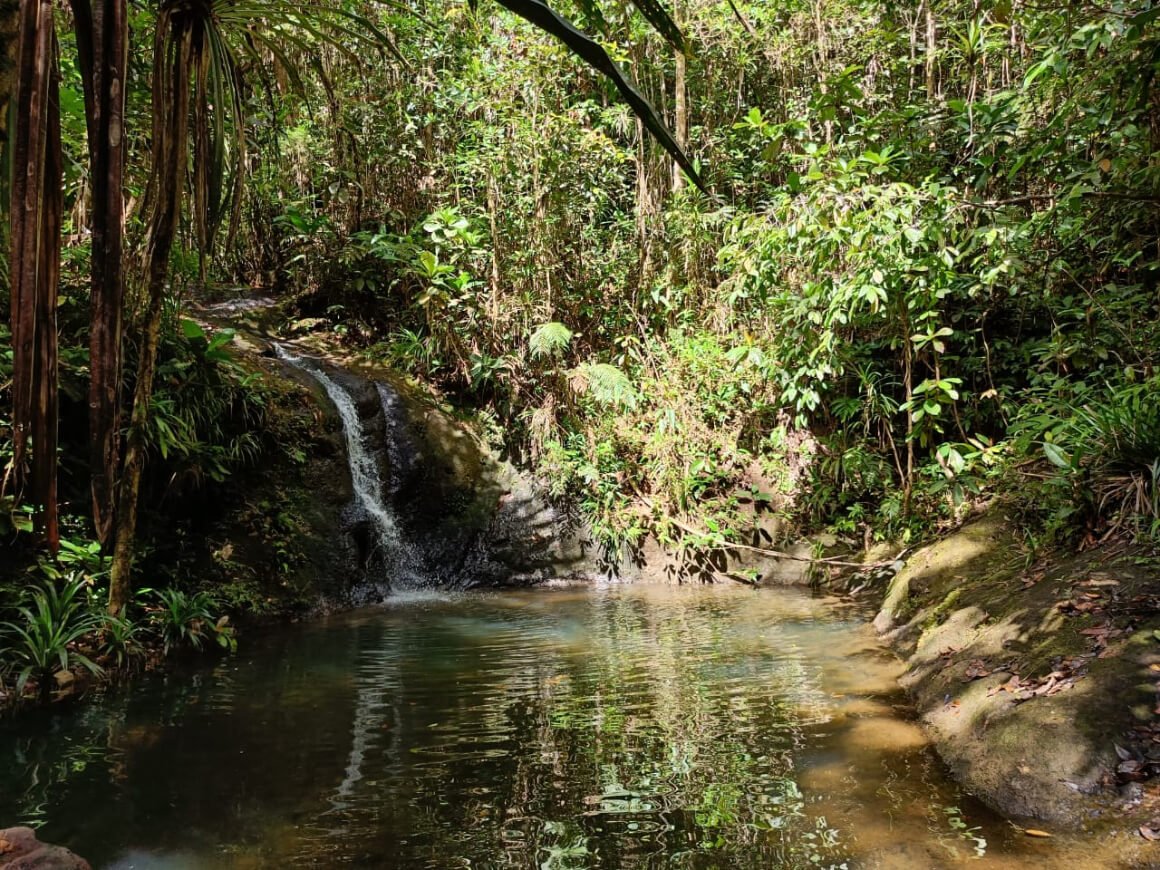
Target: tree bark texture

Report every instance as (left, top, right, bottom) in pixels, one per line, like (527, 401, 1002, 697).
(108, 8, 193, 612)
(71, 0, 128, 547)
(8, 0, 62, 551)
(0, 0, 20, 169)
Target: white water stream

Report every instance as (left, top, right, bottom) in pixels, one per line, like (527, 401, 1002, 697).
(274, 345, 402, 563)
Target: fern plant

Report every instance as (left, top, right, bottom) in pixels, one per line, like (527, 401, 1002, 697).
(1031, 377, 1160, 541)
(99, 613, 147, 670)
(529, 322, 574, 359)
(150, 588, 237, 655)
(569, 362, 638, 409)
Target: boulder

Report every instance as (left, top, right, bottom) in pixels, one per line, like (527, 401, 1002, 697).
(0, 828, 90, 870)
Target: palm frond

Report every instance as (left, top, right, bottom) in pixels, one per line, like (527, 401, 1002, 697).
(570, 362, 639, 409)
(491, 0, 704, 191)
(629, 0, 686, 52)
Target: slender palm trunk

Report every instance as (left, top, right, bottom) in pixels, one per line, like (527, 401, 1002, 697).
(1, 0, 19, 317)
(672, 34, 687, 192)
(108, 10, 192, 613)
(8, 0, 62, 551)
(71, 0, 128, 547)
(0, 0, 19, 171)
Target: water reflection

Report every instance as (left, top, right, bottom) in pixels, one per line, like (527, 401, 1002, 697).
(0, 585, 1113, 867)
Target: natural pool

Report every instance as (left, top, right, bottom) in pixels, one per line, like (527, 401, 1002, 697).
(0, 584, 1109, 868)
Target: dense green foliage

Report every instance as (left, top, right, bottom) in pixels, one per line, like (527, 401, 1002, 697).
(1, 0, 1158, 698)
(245, 0, 1160, 553)
(0, 575, 104, 695)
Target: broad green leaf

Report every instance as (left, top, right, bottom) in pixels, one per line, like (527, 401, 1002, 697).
(181, 319, 206, 340)
(1042, 441, 1070, 469)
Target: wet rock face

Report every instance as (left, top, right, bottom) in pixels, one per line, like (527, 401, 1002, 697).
(0, 828, 91, 870)
(280, 356, 849, 593)
(309, 365, 597, 589)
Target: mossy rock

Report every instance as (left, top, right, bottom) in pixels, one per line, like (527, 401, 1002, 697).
(875, 510, 1160, 828)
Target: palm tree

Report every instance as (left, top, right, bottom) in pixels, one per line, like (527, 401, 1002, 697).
(71, 0, 130, 549)
(3, 0, 127, 555)
(6, 0, 62, 551)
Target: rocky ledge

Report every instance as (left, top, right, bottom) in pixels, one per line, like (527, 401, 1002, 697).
(873, 512, 1160, 862)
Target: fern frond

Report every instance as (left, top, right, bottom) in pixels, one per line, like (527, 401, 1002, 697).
(529, 321, 574, 359)
(569, 362, 638, 409)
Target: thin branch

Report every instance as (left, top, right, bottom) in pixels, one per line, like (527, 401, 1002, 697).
(661, 511, 906, 568)
(706, 536, 908, 569)
(723, 0, 755, 35)
(964, 190, 1160, 209)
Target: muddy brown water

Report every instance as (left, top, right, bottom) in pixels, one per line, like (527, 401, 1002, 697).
(0, 584, 1138, 868)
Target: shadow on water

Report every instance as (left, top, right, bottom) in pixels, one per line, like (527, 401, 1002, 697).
(0, 585, 1129, 868)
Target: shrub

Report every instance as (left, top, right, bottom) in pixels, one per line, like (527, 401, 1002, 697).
(0, 575, 104, 696)
(149, 588, 237, 655)
(99, 613, 147, 670)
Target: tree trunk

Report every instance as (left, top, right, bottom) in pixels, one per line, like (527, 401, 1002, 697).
(71, 0, 128, 547)
(925, 1, 938, 101)
(1, 0, 19, 311)
(0, 0, 19, 167)
(8, 0, 62, 551)
(672, 46, 687, 192)
(900, 303, 915, 516)
(107, 9, 192, 613)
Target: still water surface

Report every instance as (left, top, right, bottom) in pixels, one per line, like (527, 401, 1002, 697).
(0, 584, 1109, 867)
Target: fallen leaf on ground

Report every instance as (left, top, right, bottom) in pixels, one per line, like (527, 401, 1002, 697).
(1141, 826, 1160, 841)
(1024, 829, 1052, 838)
(963, 659, 990, 681)
(988, 675, 1025, 697)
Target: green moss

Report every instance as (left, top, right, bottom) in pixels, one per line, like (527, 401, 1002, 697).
(924, 587, 963, 631)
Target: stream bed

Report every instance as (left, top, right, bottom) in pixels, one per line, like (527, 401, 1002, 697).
(0, 584, 1116, 868)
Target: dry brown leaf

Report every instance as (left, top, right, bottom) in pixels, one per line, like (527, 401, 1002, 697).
(1140, 826, 1160, 842)
(1024, 829, 1053, 838)
(963, 659, 991, 681)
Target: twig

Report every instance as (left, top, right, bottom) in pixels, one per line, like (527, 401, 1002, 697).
(710, 570, 760, 586)
(724, 0, 756, 35)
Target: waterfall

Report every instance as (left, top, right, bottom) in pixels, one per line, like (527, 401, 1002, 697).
(275, 345, 405, 573)
(375, 382, 415, 496)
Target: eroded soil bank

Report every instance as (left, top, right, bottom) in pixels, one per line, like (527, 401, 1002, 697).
(873, 512, 1160, 862)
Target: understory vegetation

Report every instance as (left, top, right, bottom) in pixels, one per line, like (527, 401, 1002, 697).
(1, 0, 1159, 698)
(263, 0, 1160, 555)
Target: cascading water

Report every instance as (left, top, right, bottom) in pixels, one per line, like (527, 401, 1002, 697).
(375, 382, 415, 496)
(275, 345, 419, 586)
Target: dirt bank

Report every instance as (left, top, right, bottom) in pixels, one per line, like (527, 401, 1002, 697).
(873, 511, 1160, 855)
